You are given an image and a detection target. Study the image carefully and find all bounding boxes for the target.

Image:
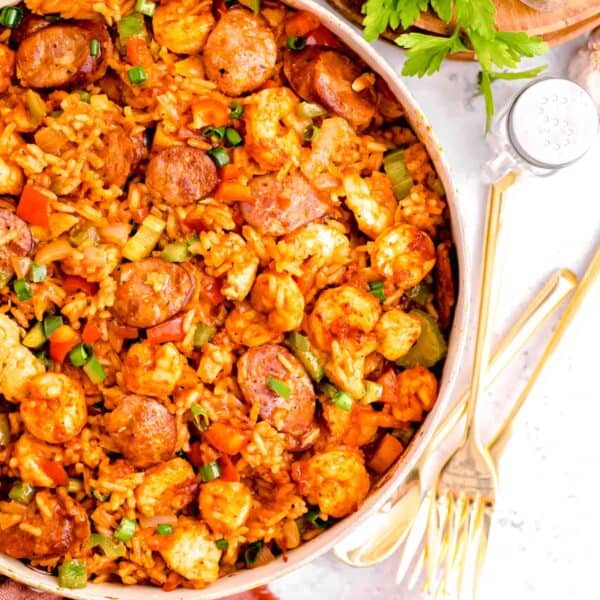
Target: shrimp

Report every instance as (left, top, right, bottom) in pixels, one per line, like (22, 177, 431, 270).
(62, 244, 120, 282)
(342, 172, 396, 239)
(199, 480, 252, 534)
(0, 125, 24, 195)
(389, 366, 438, 422)
(224, 302, 282, 347)
(244, 87, 302, 170)
(158, 518, 221, 585)
(13, 433, 62, 487)
(323, 342, 369, 399)
(135, 457, 197, 517)
(321, 403, 377, 447)
(293, 447, 370, 518)
(121, 341, 186, 398)
(0, 314, 44, 402)
(369, 224, 436, 290)
(20, 373, 87, 444)
(194, 231, 258, 302)
(0, 44, 15, 94)
(375, 309, 422, 361)
(250, 271, 304, 332)
(152, 0, 215, 55)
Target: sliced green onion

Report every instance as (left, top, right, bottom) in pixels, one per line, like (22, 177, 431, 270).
(117, 12, 145, 45)
(22, 322, 46, 349)
(114, 517, 137, 542)
(332, 390, 352, 411)
(297, 102, 327, 120)
(156, 523, 173, 535)
(368, 280, 386, 302)
(207, 147, 230, 167)
(0, 414, 10, 447)
(360, 381, 383, 404)
(88, 533, 126, 558)
(83, 356, 106, 384)
(304, 508, 329, 529)
(127, 66, 148, 85)
(193, 324, 216, 348)
(69, 343, 90, 367)
(225, 127, 243, 147)
(266, 376, 290, 399)
(244, 540, 264, 566)
(302, 124, 319, 141)
(215, 538, 229, 551)
(90, 38, 100, 57)
(0, 6, 23, 28)
(285, 332, 323, 382)
(135, 0, 156, 16)
(43, 315, 63, 338)
(13, 278, 32, 301)
(9, 481, 35, 505)
(199, 461, 221, 482)
(161, 242, 190, 263)
(287, 36, 306, 51)
(383, 149, 413, 201)
(67, 478, 83, 494)
(191, 404, 210, 431)
(76, 90, 91, 103)
(229, 101, 243, 119)
(29, 263, 47, 283)
(58, 559, 87, 589)
(202, 126, 226, 140)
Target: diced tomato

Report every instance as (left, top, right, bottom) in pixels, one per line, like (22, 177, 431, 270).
(16, 184, 49, 228)
(183, 206, 207, 231)
(285, 10, 320, 37)
(114, 325, 139, 339)
(49, 325, 80, 363)
(63, 275, 98, 295)
(202, 276, 223, 304)
(126, 37, 152, 67)
(218, 455, 239, 482)
(368, 434, 404, 474)
(192, 98, 229, 129)
(214, 182, 253, 203)
(187, 441, 204, 468)
(40, 460, 68, 486)
(305, 26, 342, 49)
(378, 368, 399, 404)
(82, 320, 102, 344)
(219, 164, 240, 181)
(146, 315, 185, 344)
(204, 423, 249, 455)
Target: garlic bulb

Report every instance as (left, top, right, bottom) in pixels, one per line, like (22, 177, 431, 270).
(519, 0, 566, 12)
(568, 28, 600, 112)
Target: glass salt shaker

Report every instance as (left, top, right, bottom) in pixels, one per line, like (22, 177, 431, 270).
(483, 78, 599, 183)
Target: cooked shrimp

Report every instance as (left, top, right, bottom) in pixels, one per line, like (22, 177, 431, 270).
(390, 366, 438, 421)
(294, 447, 370, 518)
(135, 457, 197, 517)
(342, 172, 396, 239)
(194, 231, 259, 302)
(121, 341, 185, 398)
(369, 224, 436, 290)
(0, 126, 24, 195)
(224, 302, 282, 347)
(13, 433, 62, 487)
(62, 244, 120, 282)
(20, 373, 87, 444)
(250, 271, 304, 332)
(321, 403, 377, 447)
(375, 309, 422, 361)
(152, 0, 215, 55)
(323, 342, 368, 399)
(158, 518, 221, 585)
(0, 44, 15, 94)
(199, 480, 252, 534)
(244, 87, 302, 171)
(0, 314, 44, 402)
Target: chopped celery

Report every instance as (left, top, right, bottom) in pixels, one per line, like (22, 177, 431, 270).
(22, 322, 46, 349)
(396, 309, 447, 368)
(58, 559, 87, 589)
(405, 282, 432, 305)
(360, 381, 383, 404)
(161, 242, 190, 263)
(26, 90, 47, 125)
(286, 332, 324, 382)
(122, 215, 165, 261)
(383, 149, 413, 201)
(297, 102, 327, 120)
(89, 533, 126, 558)
(193, 324, 216, 348)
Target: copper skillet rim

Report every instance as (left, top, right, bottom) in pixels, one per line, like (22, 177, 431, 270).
(0, 0, 471, 597)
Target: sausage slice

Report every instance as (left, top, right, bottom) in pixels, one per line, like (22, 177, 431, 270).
(242, 173, 329, 236)
(100, 126, 144, 188)
(113, 257, 194, 328)
(204, 8, 277, 96)
(104, 395, 177, 468)
(284, 48, 376, 131)
(16, 20, 111, 89)
(0, 207, 33, 278)
(435, 241, 455, 330)
(146, 146, 218, 206)
(237, 344, 316, 438)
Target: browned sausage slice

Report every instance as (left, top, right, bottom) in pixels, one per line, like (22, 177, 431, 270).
(283, 48, 376, 131)
(113, 257, 194, 328)
(16, 20, 111, 89)
(435, 241, 455, 330)
(104, 395, 177, 468)
(242, 173, 329, 236)
(237, 344, 316, 438)
(146, 146, 218, 206)
(100, 126, 144, 188)
(0, 207, 33, 278)
(204, 8, 277, 96)
(11, 14, 50, 46)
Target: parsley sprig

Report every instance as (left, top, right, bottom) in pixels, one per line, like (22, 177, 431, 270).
(362, 0, 549, 131)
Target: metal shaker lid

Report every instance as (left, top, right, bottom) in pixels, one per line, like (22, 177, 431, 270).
(508, 78, 598, 170)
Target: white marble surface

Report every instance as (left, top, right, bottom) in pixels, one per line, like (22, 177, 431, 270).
(271, 6, 600, 600)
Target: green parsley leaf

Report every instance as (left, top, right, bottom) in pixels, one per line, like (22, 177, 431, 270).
(455, 0, 496, 39)
(363, 0, 429, 42)
(486, 65, 547, 83)
(494, 32, 549, 59)
(430, 0, 452, 23)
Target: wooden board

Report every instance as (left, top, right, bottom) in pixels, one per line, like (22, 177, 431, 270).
(327, 0, 600, 50)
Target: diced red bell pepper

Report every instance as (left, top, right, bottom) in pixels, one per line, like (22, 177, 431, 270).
(187, 441, 204, 469)
(16, 184, 49, 228)
(219, 164, 240, 181)
(214, 182, 253, 204)
(218, 455, 239, 482)
(202, 277, 223, 305)
(126, 37, 152, 67)
(114, 325, 139, 339)
(82, 320, 102, 344)
(146, 315, 185, 344)
(204, 423, 249, 455)
(285, 10, 320, 37)
(40, 460, 68, 486)
(49, 325, 80, 363)
(63, 275, 98, 295)
(377, 368, 400, 405)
